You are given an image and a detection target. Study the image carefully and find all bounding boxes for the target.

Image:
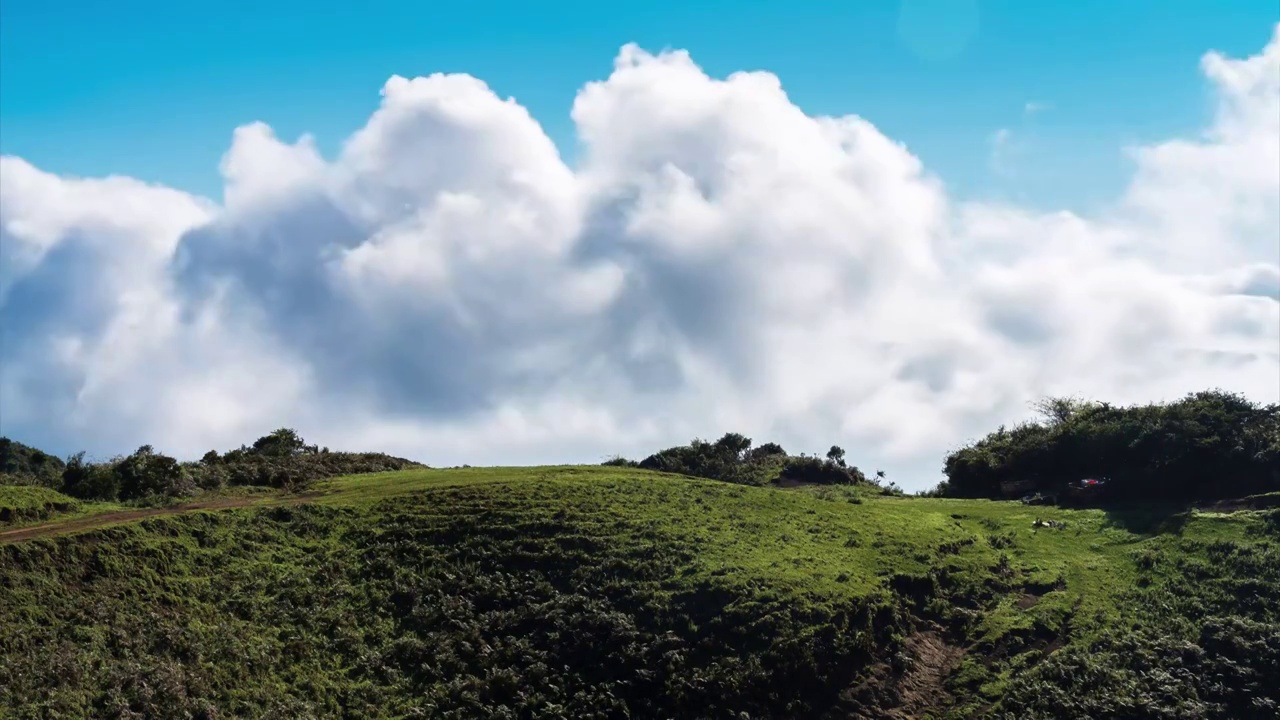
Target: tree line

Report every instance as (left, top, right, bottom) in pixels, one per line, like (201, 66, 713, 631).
(4, 387, 1274, 506)
(604, 432, 901, 492)
(0, 429, 421, 503)
(936, 389, 1279, 504)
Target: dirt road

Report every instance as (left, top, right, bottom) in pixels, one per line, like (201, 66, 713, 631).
(0, 495, 306, 544)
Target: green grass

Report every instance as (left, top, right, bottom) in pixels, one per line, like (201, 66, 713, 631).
(324, 468, 1143, 609)
(0, 486, 82, 526)
(0, 483, 291, 535)
(2, 466, 1276, 718)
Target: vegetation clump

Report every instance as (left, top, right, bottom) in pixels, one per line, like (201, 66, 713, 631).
(197, 429, 421, 492)
(0, 438, 65, 487)
(622, 432, 871, 487)
(0, 486, 79, 525)
(0, 428, 422, 504)
(940, 390, 1279, 504)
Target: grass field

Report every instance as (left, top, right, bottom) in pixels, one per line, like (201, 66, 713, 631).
(0, 486, 85, 526)
(2, 466, 1276, 718)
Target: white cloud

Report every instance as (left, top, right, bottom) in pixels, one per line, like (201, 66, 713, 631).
(1, 27, 1277, 489)
(1024, 101, 1052, 116)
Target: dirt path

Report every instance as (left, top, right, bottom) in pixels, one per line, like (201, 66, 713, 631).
(0, 495, 309, 544)
(838, 628, 966, 719)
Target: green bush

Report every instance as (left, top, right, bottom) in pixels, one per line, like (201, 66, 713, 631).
(749, 442, 787, 460)
(636, 433, 868, 487)
(0, 437, 65, 487)
(15, 429, 425, 503)
(113, 445, 189, 501)
(208, 444, 419, 490)
(59, 453, 122, 501)
(600, 455, 639, 467)
(942, 390, 1279, 503)
(779, 455, 867, 485)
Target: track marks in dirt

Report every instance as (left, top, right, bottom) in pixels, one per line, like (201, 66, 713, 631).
(0, 495, 309, 543)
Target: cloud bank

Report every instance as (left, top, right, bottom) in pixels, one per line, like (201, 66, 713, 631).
(2, 27, 1278, 489)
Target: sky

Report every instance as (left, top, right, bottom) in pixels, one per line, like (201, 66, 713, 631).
(1, 1, 1278, 490)
(5, 0, 1278, 208)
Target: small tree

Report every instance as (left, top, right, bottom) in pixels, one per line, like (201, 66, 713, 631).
(61, 452, 120, 501)
(714, 433, 753, 461)
(1032, 396, 1088, 426)
(826, 445, 846, 467)
(749, 442, 787, 460)
(114, 445, 184, 500)
(252, 428, 309, 458)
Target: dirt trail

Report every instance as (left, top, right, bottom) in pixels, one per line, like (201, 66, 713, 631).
(892, 631, 967, 716)
(0, 495, 309, 544)
(839, 629, 967, 719)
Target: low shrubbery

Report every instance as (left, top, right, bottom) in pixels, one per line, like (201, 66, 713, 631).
(1, 429, 423, 503)
(781, 449, 871, 487)
(940, 390, 1279, 504)
(999, 533, 1280, 720)
(0, 438, 65, 487)
(197, 440, 420, 491)
(617, 432, 872, 487)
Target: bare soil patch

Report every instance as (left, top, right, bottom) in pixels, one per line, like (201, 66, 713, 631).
(840, 629, 966, 719)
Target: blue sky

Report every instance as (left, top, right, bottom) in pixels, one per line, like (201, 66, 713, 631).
(3, 0, 1277, 211)
(1, 2, 1278, 479)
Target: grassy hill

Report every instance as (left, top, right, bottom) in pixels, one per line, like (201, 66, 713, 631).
(0, 438, 66, 487)
(0, 486, 81, 526)
(2, 466, 1276, 719)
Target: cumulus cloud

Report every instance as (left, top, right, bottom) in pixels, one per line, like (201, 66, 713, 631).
(2, 26, 1278, 489)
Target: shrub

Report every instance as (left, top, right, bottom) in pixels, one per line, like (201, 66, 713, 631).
(0, 437, 65, 487)
(188, 461, 228, 491)
(193, 429, 421, 491)
(251, 428, 314, 457)
(26, 429, 425, 503)
(942, 390, 1279, 503)
(826, 445, 846, 465)
(114, 445, 187, 501)
(60, 453, 121, 501)
(639, 434, 777, 485)
(601, 456, 639, 467)
(748, 442, 787, 461)
(637, 434, 868, 487)
(780, 455, 867, 486)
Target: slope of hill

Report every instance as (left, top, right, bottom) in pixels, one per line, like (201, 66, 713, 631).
(2, 466, 1276, 719)
(0, 486, 81, 526)
(0, 438, 65, 486)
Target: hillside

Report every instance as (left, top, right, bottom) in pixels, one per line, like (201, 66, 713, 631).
(0, 438, 66, 486)
(0, 486, 81, 526)
(2, 465, 1277, 719)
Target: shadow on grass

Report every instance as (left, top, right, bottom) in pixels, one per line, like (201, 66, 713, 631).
(1091, 491, 1280, 535)
(1100, 504, 1192, 535)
